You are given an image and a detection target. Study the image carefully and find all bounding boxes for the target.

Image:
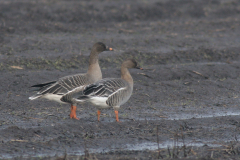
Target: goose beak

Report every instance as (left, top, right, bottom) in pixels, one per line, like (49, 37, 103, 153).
(136, 66, 144, 70)
(106, 46, 114, 51)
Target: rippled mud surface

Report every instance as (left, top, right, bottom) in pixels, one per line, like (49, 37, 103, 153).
(1, 0, 240, 159)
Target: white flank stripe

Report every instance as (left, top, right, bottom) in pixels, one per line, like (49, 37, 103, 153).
(108, 87, 126, 98)
(65, 86, 84, 95)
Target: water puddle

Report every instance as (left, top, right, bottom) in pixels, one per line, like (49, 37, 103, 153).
(125, 140, 221, 151)
(137, 109, 240, 121)
(67, 140, 222, 156)
(0, 139, 224, 159)
(167, 110, 240, 120)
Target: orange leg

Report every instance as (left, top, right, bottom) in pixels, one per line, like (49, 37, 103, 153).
(114, 110, 120, 122)
(97, 110, 101, 122)
(69, 105, 79, 120)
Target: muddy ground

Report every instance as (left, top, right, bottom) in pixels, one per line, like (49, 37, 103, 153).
(1, 0, 240, 159)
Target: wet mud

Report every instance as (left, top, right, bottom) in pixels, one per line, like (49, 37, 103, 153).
(1, 0, 240, 159)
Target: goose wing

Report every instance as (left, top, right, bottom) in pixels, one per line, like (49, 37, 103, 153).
(58, 74, 90, 93)
(83, 78, 126, 96)
(83, 78, 131, 106)
(29, 74, 92, 100)
(59, 74, 95, 102)
(29, 80, 67, 100)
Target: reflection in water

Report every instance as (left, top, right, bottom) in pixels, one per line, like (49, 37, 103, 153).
(168, 111, 240, 120)
(0, 137, 224, 158)
(125, 141, 221, 151)
(71, 140, 221, 156)
(137, 110, 240, 121)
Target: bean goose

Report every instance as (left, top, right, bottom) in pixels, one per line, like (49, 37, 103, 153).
(29, 42, 113, 120)
(74, 59, 142, 122)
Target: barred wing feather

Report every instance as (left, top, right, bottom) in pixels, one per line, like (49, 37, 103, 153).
(34, 82, 67, 96)
(59, 74, 94, 103)
(83, 78, 132, 107)
(83, 78, 127, 97)
(58, 74, 90, 93)
(106, 87, 130, 107)
(30, 74, 92, 101)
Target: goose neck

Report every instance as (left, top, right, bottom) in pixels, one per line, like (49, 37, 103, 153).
(87, 51, 102, 81)
(121, 66, 133, 85)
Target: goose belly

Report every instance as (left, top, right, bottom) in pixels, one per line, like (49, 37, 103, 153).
(89, 97, 110, 109)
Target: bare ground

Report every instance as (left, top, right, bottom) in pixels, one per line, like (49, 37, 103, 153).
(1, 0, 240, 159)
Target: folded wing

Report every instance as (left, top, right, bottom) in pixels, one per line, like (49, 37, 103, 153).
(78, 78, 132, 107)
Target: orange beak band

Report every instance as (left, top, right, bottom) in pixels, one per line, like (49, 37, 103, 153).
(106, 46, 113, 51)
(114, 110, 119, 122)
(97, 110, 101, 122)
(70, 105, 79, 120)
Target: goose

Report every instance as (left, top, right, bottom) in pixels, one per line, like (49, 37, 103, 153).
(29, 42, 113, 120)
(74, 59, 142, 122)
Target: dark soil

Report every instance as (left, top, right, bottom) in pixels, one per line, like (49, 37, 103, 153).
(1, 0, 240, 159)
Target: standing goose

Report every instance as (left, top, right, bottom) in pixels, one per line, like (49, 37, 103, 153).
(74, 59, 142, 122)
(29, 42, 113, 120)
